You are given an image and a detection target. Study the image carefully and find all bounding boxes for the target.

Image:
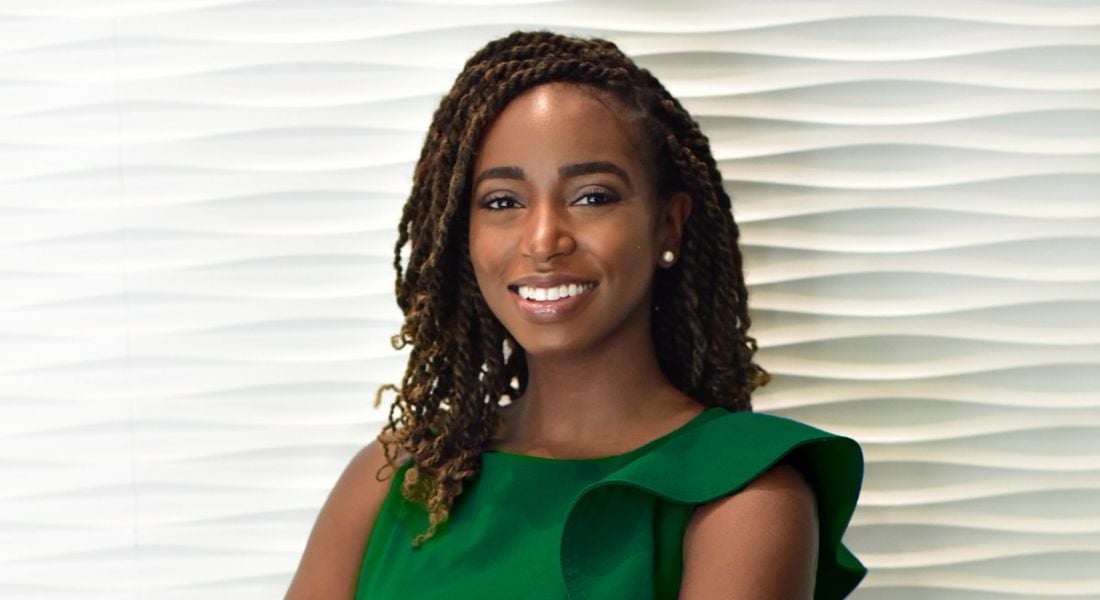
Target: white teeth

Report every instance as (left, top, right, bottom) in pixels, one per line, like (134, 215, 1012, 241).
(516, 282, 594, 302)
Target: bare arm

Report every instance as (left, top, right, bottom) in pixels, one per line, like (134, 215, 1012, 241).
(284, 438, 404, 600)
(679, 462, 820, 599)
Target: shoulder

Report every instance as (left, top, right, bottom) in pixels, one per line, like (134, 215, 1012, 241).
(284, 436, 411, 599)
(679, 461, 820, 600)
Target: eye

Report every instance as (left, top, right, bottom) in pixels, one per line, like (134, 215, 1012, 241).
(482, 193, 520, 210)
(574, 189, 619, 206)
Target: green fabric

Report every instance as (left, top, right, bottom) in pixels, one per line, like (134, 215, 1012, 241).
(356, 407, 867, 599)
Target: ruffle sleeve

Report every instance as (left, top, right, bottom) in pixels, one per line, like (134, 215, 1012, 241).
(558, 411, 867, 599)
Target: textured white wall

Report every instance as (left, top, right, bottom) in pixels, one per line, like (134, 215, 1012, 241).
(0, 1, 1098, 598)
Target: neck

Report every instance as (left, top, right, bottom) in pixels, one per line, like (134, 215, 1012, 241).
(500, 307, 701, 451)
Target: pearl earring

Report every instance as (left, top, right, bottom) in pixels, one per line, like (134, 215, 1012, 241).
(661, 250, 675, 265)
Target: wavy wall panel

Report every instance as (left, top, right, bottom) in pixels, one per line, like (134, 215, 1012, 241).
(0, 0, 1096, 597)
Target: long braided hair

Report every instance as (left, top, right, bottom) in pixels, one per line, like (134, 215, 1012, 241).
(373, 30, 769, 547)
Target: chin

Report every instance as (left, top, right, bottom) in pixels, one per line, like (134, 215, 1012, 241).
(507, 332, 583, 358)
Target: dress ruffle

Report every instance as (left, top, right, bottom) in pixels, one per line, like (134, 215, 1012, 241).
(559, 411, 867, 600)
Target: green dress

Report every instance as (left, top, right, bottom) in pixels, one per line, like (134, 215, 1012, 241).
(356, 407, 866, 599)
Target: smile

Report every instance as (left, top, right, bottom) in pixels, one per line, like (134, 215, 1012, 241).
(511, 282, 596, 302)
(507, 282, 598, 323)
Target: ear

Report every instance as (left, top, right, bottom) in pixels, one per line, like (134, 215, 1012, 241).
(659, 191, 693, 249)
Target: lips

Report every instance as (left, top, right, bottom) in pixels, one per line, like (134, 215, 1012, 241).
(503, 273, 599, 323)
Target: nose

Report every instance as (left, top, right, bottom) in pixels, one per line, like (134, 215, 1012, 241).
(520, 198, 576, 265)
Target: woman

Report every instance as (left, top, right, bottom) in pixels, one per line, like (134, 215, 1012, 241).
(287, 30, 866, 599)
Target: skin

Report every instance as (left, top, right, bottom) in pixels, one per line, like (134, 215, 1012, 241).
(286, 81, 818, 599)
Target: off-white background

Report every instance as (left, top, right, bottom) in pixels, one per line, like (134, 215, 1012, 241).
(1, 0, 1098, 598)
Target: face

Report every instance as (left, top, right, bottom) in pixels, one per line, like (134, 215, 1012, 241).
(467, 82, 690, 359)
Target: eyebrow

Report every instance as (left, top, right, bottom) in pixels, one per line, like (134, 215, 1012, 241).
(472, 161, 633, 190)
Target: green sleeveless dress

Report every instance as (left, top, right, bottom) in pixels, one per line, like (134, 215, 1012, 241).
(355, 407, 866, 599)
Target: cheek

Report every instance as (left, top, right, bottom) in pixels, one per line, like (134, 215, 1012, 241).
(593, 223, 656, 285)
(468, 230, 503, 292)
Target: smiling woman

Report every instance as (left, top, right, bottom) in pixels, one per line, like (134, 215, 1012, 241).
(286, 30, 866, 600)
(468, 82, 691, 354)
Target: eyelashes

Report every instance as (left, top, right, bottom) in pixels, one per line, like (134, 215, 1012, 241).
(480, 189, 620, 210)
(575, 190, 619, 207)
(482, 193, 520, 210)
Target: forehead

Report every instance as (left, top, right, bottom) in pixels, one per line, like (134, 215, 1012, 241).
(473, 82, 649, 173)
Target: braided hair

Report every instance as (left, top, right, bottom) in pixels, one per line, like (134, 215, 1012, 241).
(373, 30, 769, 547)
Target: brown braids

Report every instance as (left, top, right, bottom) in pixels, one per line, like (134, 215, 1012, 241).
(373, 30, 769, 547)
